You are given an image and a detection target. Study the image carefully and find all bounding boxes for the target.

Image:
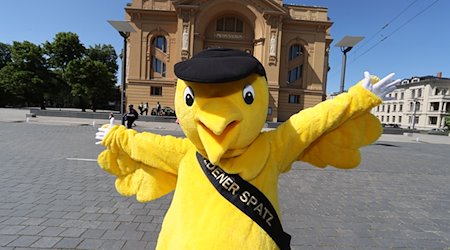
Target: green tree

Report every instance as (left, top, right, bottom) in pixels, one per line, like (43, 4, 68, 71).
(0, 42, 12, 106)
(86, 44, 118, 75)
(0, 42, 12, 69)
(65, 58, 116, 112)
(44, 32, 86, 108)
(44, 32, 85, 71)
(0, 41, 50, 107)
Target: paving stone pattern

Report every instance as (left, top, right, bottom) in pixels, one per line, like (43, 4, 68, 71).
(0, 122, 449, 249)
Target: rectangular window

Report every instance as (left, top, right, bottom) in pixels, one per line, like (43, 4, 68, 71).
(430, 102, 439, 111)
(392, 116, 396, 123)
(411, 89, 415, 98)
(386, 116, 390, 123)
(399, 104, 403, 111)
(433, 87, 447, 95)
(401, 92, 404, 99)
(399, 116, 402, 123)
(394, 93, 398, 99)
(288, 95, 300, 104)
(150, 86, 162, 96)
(429, 116, 437, 125)
(418, 88, 422, 97)
(393, 105, 396, 112)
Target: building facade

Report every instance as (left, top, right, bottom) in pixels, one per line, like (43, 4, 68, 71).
(371, 74, 450, 130)
(123, 0, 332, 121)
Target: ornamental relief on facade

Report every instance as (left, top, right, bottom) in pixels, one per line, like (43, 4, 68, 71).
(214, 33, 244, 40)
(142, 0, 172, 10)
(175, 0, 281, 17)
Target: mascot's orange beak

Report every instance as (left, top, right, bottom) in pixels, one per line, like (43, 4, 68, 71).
(195, 98, 243, 164)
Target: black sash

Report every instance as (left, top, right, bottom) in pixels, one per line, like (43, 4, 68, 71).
(196, 152, 291, 250)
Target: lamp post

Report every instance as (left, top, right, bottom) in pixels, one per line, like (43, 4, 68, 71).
(108, 20, 136, 124)
(335, 36, 364, 93)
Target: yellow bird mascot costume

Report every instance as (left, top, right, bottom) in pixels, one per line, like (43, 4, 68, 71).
(96, 48, 399, 250)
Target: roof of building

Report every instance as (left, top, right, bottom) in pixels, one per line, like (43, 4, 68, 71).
(398, 75, 450, 87)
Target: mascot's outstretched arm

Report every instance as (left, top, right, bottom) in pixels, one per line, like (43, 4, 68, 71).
(268, 71, 399, 172)
(95, 124, 191, 202)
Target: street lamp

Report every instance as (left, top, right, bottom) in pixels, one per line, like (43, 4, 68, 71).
(335, 36, 364, 93)
(108, 20, 136, 124)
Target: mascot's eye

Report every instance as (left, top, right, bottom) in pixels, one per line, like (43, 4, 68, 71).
(242, 84, 254, 105)
(184, 86, 195, 106)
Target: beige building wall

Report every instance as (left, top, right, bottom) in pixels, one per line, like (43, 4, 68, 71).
(123, 0, 332, 121)
(371, 75, 450, 130)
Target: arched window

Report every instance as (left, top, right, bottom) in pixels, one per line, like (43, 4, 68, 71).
(288, 65, 303, 84)
(152, 57, 166, 77)
(411, 77, 420, 83)
(216, 17, 243, 33)
(288, 44, 303, 60)
(153, 36, 167, 52)
(287, 44, 304, 85)
(151, 35, 167, 78)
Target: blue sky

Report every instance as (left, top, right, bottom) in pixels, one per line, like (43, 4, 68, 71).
(1, 0, 448, 93)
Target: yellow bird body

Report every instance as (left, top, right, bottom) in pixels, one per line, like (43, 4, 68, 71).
(97, 47, 387, 249)
(98, 71, 382, 249)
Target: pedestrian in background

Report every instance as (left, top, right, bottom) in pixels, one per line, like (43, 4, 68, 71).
(109, 112, 115, 126)
(138, 102, 144, 115)
(144, 102, 149, 115)
(124, 105, 139, 129)
(156, 101, 161, 116)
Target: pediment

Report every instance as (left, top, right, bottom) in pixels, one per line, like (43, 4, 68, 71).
(172, 0, 288, 16)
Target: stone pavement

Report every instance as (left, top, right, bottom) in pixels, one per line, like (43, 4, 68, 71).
(0, 108, 449, 249)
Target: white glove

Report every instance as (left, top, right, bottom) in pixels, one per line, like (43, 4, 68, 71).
(95, 117, 115, 145)
(361, 71, 400, 101)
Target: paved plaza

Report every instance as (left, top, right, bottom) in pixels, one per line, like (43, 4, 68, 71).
(0, 108, 449, 249)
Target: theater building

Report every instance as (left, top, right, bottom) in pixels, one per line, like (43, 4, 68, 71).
(123, 0, 332, 121)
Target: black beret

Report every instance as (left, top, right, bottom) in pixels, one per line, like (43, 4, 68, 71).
(174, 48, 266, 83)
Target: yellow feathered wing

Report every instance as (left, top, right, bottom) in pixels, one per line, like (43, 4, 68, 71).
(98, 150, 177, 202)
(97, 125, 188, 202)
(299, 112, 382, 169)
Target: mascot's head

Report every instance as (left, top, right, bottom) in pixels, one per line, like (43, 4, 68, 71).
(174, 48, 269, 164)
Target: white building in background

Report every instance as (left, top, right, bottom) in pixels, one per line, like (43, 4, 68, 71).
(372, 73, 450, 130)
